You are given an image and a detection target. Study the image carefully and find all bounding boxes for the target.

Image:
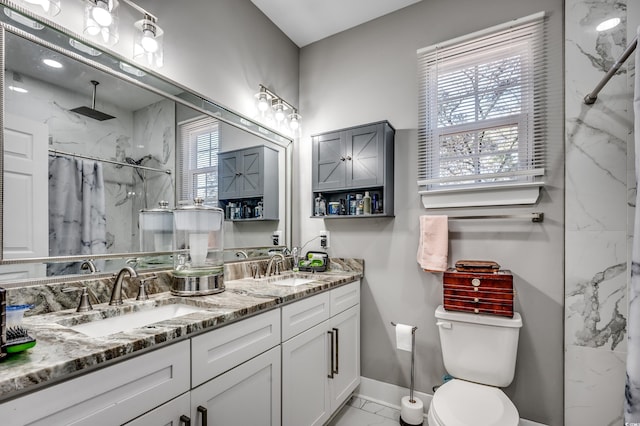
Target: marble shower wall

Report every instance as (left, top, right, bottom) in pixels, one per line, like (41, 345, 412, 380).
(564, 0, 634, 424)
(4, 72, 174, 255)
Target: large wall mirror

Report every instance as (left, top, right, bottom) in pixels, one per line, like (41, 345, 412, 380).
(0, 6, 292, 284)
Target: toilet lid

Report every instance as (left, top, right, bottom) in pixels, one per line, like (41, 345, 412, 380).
(431, 379, 519, 426)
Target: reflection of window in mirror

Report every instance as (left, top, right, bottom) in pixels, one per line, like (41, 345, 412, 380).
(178, 116, 220, 206)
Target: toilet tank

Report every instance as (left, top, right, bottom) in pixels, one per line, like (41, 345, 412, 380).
(435, 305, 522, 387)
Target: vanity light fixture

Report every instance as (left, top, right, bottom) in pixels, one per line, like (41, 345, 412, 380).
(254, 84, 302, 134)
(133, 13, 163, 67)
(17, 0, 61, 17)
(596, 17, 621, 32)
(84, 0, 119, 46)
(43, 58, 63, 68)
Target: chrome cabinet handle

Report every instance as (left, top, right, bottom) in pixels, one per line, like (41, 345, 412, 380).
(198, 405, 208, 426)
(340, 156, 346, 161)
(333, 327, 339, 375)
(180, 415, 191, 426)
(346, 156, 352, 160)
(327, 330, 335, 378)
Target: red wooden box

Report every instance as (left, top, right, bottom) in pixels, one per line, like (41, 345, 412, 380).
(443, 269, 514, 318)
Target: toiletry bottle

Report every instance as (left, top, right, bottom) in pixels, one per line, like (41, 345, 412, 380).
(346, 194, 354, 215)
(363, 191, 372, 215)
(356, 193, 364, 215)
(372, 193, 379, 213)
(314, 193, 326, 216)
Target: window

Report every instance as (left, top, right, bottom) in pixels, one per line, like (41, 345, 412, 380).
(417, 12, 550, 208)
(177, 116, 220, 205)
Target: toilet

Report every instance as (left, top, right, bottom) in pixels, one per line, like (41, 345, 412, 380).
(428, 305, 523, 426)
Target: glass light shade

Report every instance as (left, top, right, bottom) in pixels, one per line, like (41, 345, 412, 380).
(254, 89, 272, 113)
(273, 101, 286, 122)
(288, 112, 301, 130)
(84, 0, 119, 46)
(18, 0, 61, 16)
(133, 16, 164, 68)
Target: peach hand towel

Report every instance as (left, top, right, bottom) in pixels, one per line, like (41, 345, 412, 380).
(416, 215, 448, 272)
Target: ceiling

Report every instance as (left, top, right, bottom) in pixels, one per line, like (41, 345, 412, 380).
(251, 0, 422, 47)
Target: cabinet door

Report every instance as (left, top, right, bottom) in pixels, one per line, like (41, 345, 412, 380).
(218, 151, 241, 199)
(125, 392, 191, 426)
(345, 123, 384, 188)
(329, 305, 361, 411)
(0, 340, 190, 426)
(238, 147, 263, 197)
(282, 320, 331, 426)
(191, 346, 281, 426)
(312, 130, 346, 191)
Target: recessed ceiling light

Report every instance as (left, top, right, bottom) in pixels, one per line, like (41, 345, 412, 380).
(8, 86, 29, 93)
(596, 17, 621, 32)
(43, 58, 63, 68)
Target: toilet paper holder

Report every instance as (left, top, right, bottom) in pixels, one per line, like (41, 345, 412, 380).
(391, 321, 418, 403)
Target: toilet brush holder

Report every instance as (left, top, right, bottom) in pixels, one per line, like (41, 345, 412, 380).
(391, 322, 424, 426)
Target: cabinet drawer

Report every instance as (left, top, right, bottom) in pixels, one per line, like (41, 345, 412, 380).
(330, 281, 360, 316)
(192, 308, 280, 387)
(282, 291, 331, 341)
(0, 340, 190, 426)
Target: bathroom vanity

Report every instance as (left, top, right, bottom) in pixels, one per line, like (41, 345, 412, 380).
(0, 266, 361, 426)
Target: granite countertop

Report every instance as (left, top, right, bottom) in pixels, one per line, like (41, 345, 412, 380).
(0, 269, 362, 402)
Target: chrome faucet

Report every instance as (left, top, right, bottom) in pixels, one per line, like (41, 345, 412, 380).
(265, 253, 285, 277)
(235, 250, 249, 259)
(109, 266, 138, 306)
(80, 259, 97, 274)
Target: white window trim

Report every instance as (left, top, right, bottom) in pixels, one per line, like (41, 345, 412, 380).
(417, 11, 547, 209)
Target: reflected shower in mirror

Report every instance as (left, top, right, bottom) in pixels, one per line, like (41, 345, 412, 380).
(0, 14, 291, 284)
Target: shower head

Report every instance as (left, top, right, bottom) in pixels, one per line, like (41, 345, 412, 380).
(70, 80, 115, 121)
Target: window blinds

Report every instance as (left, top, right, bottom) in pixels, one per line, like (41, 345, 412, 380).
(177, 116, 220, 204)
(417, 12, 549, 192)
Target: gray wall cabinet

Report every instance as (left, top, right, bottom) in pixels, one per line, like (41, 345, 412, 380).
(311, 121, 394, 218)
(218, 145, 279, 221)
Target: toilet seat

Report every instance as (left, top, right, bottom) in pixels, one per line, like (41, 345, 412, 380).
(429, 379, 519, 426)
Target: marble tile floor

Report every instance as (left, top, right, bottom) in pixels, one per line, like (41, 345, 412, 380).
(328, 396, 411, 426)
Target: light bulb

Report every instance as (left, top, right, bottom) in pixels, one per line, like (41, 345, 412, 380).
(91, 1, 112, 27)
(43, 58, 62, 68)
(141, 31, 158, 53)
(289, 117, 299, 130)
(274, 104, 285, 122)
(596, 17, 620, 32)
(86, 24, 101, 36)
(257, 94, 269, 112)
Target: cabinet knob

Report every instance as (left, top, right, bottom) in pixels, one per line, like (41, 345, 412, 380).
(346, 156, 352, 161)
(235, 172, 242, 176)
(340, 156, 346, 161)
(471, 278, 481, 286)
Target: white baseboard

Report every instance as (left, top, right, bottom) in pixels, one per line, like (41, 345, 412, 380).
(354, 376, 547, 426)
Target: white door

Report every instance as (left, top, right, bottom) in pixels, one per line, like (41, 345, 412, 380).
(282, 320, 331, 426)
(2, 114, 48, 278)
(191, 346, 281, 426)
(329, 304, 360, 411)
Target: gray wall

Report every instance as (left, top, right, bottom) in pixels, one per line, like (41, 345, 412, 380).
(297, 0, 565, 424)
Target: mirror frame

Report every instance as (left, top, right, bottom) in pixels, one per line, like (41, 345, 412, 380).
(0, 3, 293, 281)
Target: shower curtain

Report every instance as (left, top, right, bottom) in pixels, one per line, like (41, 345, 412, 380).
(627, 26, 640, 424)
(48, 155, 107, 276)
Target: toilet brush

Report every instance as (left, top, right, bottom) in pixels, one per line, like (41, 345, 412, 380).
(392, 322, 424, 426)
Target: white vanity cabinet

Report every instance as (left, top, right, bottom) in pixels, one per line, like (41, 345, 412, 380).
(0, 340, 191, 426)
(281, 281, 360, 426)
(189, 308, 282, 426)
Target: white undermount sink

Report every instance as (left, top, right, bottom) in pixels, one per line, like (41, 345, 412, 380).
(70, 304, 205, 338)
(269, 276, 316, 287)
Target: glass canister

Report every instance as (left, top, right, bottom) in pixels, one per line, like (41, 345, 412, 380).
(138, 201, 173, 266)
(171, 198, 224, 296)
